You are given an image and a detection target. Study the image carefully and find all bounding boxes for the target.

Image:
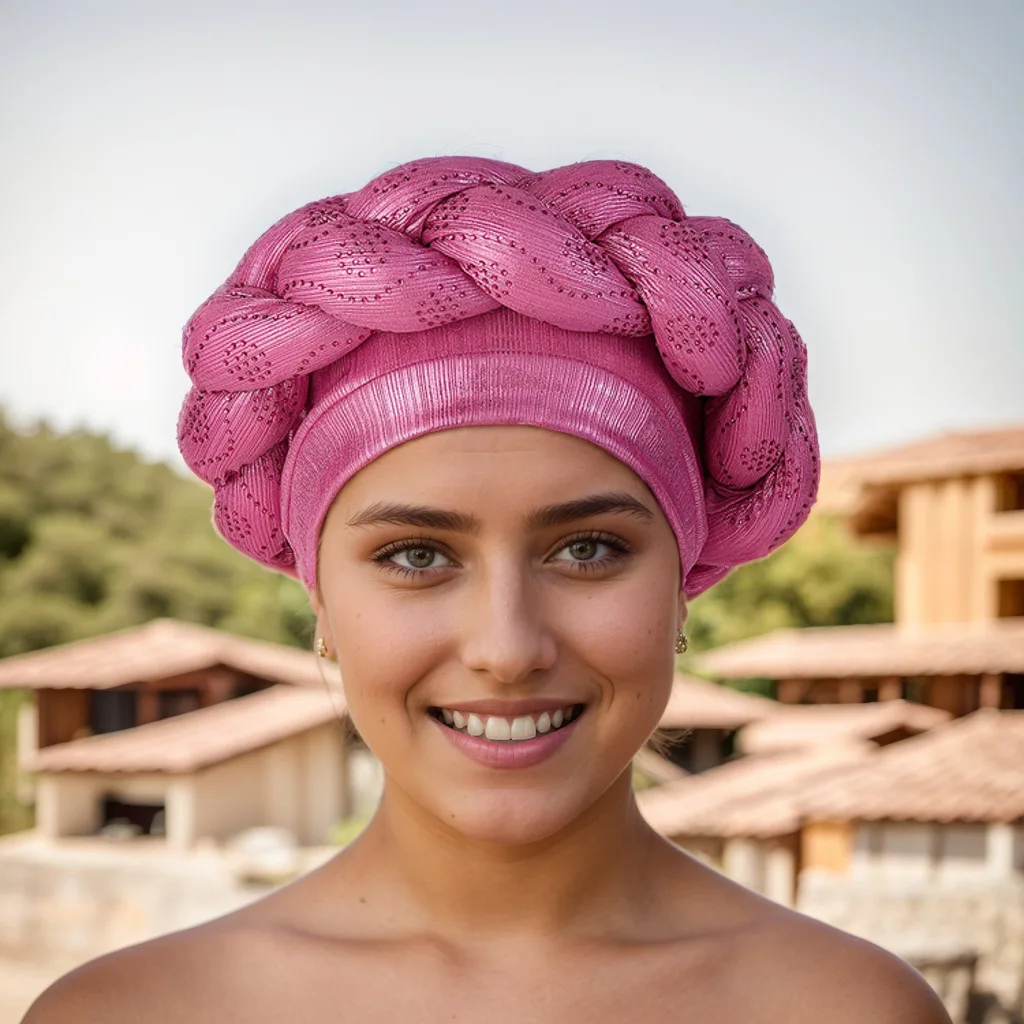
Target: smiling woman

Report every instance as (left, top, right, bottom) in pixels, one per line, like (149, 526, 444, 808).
(314, 426, 683, 844)
(24, 157, 950, 1023)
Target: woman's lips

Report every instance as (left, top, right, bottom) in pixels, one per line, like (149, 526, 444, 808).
(430, 708, 582, 769)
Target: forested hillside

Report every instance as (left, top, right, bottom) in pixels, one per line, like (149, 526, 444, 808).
(0, 411, 314, 658)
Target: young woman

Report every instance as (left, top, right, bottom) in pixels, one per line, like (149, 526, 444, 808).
(27, 158, 951, 1022)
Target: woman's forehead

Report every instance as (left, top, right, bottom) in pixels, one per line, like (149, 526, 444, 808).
(342, 425, 647, 494)
(325, 426, 663, 530)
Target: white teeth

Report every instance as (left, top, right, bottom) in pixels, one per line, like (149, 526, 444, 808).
(484, 717, 512, 741)
(511, 715, 537, 740)
(438, 705, 581, 741)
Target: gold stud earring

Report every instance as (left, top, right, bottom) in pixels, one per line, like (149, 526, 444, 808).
(675, 631, 688, 655)
(315, 637, 329, 658)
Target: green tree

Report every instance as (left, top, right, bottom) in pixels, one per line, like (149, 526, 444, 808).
(0, 410, 315, 657)
(683, 512, 894, 691)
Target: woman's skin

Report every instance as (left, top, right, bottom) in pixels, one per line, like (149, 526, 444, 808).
(26, 427, 951, 1023)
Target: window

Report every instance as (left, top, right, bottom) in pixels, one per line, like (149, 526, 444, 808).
(1005, 675, 1024, 711)
(995, 472, 1024, 513)
(158, 688, 201, 719)
(100, 794, 165, 837)
(937, 824, 986, 864)
(997, 579, 1024, 618)
(89, 690, 138, 735)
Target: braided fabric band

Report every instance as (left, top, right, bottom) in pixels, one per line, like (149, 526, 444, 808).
(177, 157, 819, 597)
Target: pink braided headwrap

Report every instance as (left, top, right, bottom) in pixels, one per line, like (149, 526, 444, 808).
(178, 157, 819, 597)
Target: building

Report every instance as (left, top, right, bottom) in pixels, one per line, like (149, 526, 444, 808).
(697, 424, 1024, 715)
(650, 672, 777, 773)
(794, 710, 1024, 1023)
(735, 698, 950, 754)
(639, 709, 1024, 1022)
(0, 618, 361, 849)
(637, 741, 870, 906)
(636, 699, 950, 904)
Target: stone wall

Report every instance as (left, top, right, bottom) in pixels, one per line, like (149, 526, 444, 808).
(799, 872, 1024, 1024)
(0, 833, 335, 964)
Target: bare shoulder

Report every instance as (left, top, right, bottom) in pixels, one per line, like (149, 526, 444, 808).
(20, 919, 269, 1024)
(745, 906, 953, 1024)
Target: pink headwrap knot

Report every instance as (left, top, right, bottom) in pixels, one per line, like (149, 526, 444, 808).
(178, 156, 819, 596)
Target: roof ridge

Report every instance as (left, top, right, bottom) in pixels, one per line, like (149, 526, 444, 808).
(0, 616, 222, 668)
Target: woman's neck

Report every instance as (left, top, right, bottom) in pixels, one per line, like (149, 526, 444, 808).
(341, 769, 676, 943)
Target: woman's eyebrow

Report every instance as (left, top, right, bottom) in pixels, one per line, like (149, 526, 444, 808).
(524, 492, 655, 529)
(346, 492, 654, 532)
(346, 503, 480, 533)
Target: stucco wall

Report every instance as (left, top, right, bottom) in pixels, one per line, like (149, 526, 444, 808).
(192, 748, 271, 844)
(719, 836, 797, 907)
(192, 724, 346, 846)
(35, 723, 350, 848)
(35, 776, 101, 838)
(850, 822, 1018, 885)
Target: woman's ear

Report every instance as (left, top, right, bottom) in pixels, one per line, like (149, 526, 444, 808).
(307, 586, 332, 653)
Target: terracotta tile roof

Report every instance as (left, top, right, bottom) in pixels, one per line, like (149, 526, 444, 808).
(798, 709, 1024, 823)
(659, 674, 776, 730)
(28, 684, 346, 774)
(828, 423, 1024, 487)
(638, 743, 872, 839)
(737, 700, 951, 754)
(696, 619, 1024, 679)
(0, 619, 330, 691)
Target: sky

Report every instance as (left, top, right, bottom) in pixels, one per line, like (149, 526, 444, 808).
(0, 0, 1021, 468)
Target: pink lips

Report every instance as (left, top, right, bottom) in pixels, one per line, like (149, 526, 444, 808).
(432, 712, 581, 769)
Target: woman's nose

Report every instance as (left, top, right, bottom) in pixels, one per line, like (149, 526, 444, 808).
(457, 567, 558, 686)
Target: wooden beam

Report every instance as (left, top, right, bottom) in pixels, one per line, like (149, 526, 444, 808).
(838, 679, 864, 704)
(979, 673, 1003, 710)
(137, 688, 160, 726)
(878, 676, 902, 702)
(777, 679, 805, 704)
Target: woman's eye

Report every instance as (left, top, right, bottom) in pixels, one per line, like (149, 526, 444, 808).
(392, 546, 452, 570)
(552, 538, 617, 563)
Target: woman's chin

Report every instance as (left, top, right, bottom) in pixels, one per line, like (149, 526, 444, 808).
(425, 778, 614, 843)
(430, 791, 593, 847)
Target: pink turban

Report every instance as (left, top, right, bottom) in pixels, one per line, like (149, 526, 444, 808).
(178, 157, 819, 597)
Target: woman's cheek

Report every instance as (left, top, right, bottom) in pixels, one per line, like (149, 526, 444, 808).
(587, 587, 675, 671)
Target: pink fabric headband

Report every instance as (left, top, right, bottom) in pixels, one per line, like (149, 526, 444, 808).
(178, 156, 819, 597)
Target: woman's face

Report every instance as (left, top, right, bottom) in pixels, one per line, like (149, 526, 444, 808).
(313, 425, 685, 846)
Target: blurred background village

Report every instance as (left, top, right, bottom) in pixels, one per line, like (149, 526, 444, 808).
(1, 1, 1022, 1022)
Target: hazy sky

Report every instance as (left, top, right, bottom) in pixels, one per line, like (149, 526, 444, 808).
(1, 0, 1021, 467)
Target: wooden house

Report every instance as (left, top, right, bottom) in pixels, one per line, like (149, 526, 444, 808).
(697, 424, 1024, 715)
(0, 619, 364, 849)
